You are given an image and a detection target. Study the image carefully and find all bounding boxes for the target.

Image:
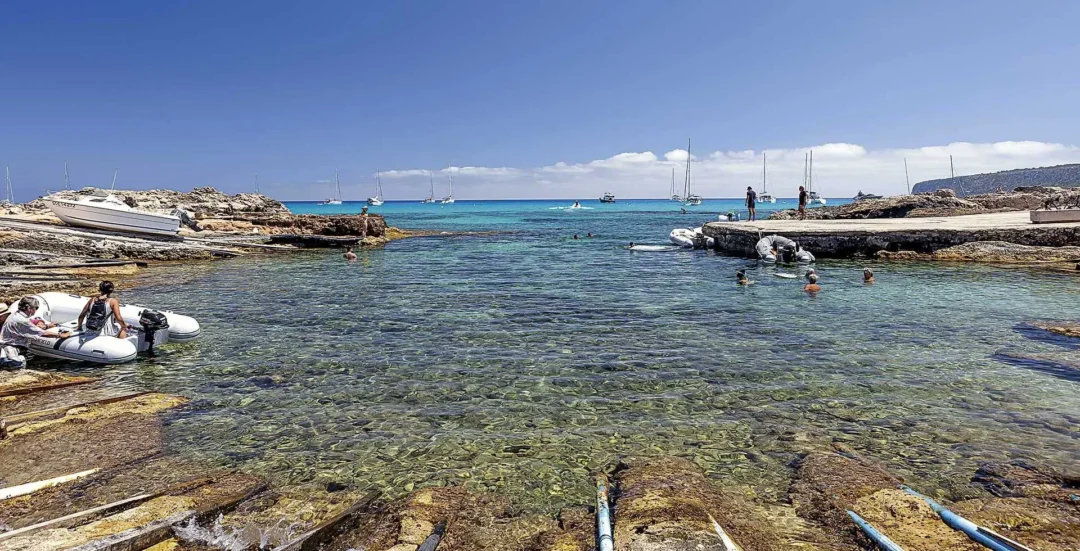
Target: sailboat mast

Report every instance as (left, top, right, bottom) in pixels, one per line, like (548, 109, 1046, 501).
(110, 168, 118, 191)
(335, 170, 341, 201)
(803, 153, 808, 189)
(904, 158, 910, 194)
(670, 167, 675, 198)
(254, 173, 260, 194)
(64, 161, 70, 190)
(429, 171, 434, 198)
(4, 166, 11, 203)
(808, 151, 813, 193)
(762, 152, 767, 192)
(683, 138, 691, 198)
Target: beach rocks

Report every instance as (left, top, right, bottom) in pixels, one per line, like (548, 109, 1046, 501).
(877, 240, 1080, 263)
(769, 187, 1080, 220)
(22, 187, 289, 217)
(1030, 321, 1080, 339)
(240, 212, 387, 238)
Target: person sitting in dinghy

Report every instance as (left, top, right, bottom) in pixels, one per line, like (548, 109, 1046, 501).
(77, 281, 132, 339)
(0, 297, 72, 349)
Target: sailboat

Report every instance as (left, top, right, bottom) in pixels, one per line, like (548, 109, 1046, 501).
(441, 165, 455, 204)
(324, 171, 343, 205)
(758, 152, 776, 203)
(683, 139, 702, 206)
(421, 171, 437, 203)
(367, 170, 384, 206)
(669, 167, 681, 201)
(805, 151, 826, 205)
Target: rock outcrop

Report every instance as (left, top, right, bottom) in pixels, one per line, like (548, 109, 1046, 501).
(769, 187, 1080, 221)
(877, 241, 1080, 263)
(21, 187, 289, 217)
(912, 163, 1080, 196)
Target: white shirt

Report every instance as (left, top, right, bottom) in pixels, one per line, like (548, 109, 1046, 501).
(0, 311, 47, 347)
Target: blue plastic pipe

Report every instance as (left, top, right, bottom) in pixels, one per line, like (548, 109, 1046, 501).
(847, 511, 905, 551)
(901, 486, 1034, 551)
(596, 474, 614, 551)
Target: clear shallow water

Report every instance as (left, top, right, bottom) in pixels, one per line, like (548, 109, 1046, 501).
(81, 199, 1080, 511)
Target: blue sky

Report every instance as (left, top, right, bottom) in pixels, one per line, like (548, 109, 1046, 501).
(2, 1, 1079, 200)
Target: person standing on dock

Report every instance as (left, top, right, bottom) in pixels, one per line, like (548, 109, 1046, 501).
(745, 186, 757, 221)
(798, 186, 808, 220)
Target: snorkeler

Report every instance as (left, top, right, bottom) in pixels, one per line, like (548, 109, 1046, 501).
(863, 268, 875, 283)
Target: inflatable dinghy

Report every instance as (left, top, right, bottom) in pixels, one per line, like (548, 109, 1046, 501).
(34, 292, 201, 343)
(5, 292, 201, 364)
(755, 235, 815, 263)
(669, 228, 715, 249)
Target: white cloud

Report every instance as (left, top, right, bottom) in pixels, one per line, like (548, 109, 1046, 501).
(298, 141, 1080, 200)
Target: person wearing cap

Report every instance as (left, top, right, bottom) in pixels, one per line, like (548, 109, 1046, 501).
(745, 186, 757, 221)
(804, 273, 821, 294)
(863, 268, 875, 283)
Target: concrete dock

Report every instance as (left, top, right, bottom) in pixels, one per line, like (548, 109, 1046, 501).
(702, 211, 1080, 258)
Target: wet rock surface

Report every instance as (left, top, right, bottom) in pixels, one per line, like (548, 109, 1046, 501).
(769, 187, 1080, 220)
(877, 240, 1080, 263)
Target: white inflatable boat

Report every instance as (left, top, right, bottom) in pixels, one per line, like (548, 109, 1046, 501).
(669, 228, 715, 249)
(755, 235, 815, 263)
(6, 293, 201, 364)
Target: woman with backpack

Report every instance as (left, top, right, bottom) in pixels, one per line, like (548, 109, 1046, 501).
(78, 281, 131, 339)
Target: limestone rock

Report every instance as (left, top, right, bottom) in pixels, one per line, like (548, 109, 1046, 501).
(877, 241, 1080, 263)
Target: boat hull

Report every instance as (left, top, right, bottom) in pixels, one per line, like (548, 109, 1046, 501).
(45, 199, 180, 236)
(29, 292, 201, 345)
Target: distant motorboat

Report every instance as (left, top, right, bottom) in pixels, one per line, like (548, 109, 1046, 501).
(367, 170, 384, 206)
(46, 190, 181, 236)
(599, 192, 615, 203)
(853, 190, 884, 202)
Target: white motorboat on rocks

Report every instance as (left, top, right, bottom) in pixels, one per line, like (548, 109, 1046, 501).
(45, 190, 183, 236)
(4, 292, 201, 364)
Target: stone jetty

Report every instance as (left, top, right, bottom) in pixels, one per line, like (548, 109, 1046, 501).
(703, 210, 1080, 260)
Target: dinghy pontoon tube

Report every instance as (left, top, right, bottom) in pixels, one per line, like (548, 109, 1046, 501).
(755, 235, 815, 263)
(669, 228, 715, 249)
(34, 292, 200, 343)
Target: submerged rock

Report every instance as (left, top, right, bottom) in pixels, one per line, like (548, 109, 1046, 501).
(877, 240, 1080, 263)
(611, 456, 785, 551)
(1031, 321, 1080, 339)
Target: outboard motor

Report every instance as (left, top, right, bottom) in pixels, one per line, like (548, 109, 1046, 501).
(138, 309, 169, 356)
(779, 244, 797, 263)
(172, 208, 202, 232)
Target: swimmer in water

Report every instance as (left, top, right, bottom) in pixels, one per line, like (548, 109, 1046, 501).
(587, 232, 593, 238)
(863, 267, 875, 283)
(680, 208, 687, 214)
(736, 269, 753, 285)
(628, 241, 635, 249)
(804, 273, 821, 293)
(573, 234, 579, 240)
(343, 247, 357, 261)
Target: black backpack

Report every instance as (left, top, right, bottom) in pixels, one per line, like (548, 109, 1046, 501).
(85, 298, 109, 331)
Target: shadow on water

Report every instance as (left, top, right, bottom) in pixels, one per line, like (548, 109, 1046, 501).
(991, 350, 1080, 383)
(1013, 322, 1080, 351)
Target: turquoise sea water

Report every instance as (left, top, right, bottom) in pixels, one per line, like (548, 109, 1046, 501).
(89, 198, 1080, 511)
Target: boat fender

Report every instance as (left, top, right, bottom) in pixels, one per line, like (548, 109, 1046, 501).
(138, 309, 169, 356)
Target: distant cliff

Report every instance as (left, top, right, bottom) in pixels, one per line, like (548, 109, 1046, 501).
(912, 164, 1080, 196)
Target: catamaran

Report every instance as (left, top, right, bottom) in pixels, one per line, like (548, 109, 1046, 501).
(324, 171, 343, 205)
(683, 139, 702, 206)
(441, 166, 455, 204)
(367, 170, 384, 206)
(421, 171, 437, 203)
(758, 152, 776, 203)
(669, 167, 681, 201)
(805, 151, 826, 205)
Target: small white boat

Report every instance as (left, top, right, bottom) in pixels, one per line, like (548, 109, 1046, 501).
(367, 170, 384, 206)
(45, 190, 181, 236)
(809, 191, 826, 205)
(441, 166, 455, 204)
(669, 227, 714, 249)
(853, 190, 884, 202)
(421, 171, 437, 203)
(684, 194, 702, 206)
(758, 152, 776, 203)
(599, 192, 615, 203)
(755, 235, 815, 263)
(6, 292, 200, 364)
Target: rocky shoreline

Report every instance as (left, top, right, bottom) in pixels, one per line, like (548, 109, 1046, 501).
(0, 187, 402, 304)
